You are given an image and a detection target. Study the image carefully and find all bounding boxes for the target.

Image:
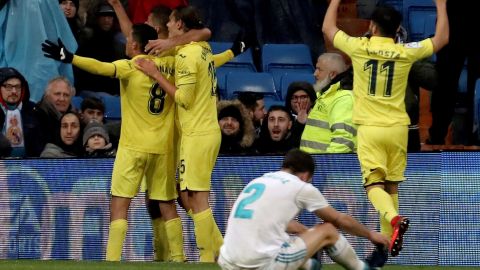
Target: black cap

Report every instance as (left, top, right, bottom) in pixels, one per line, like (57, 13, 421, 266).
(96, 3, 115, 16)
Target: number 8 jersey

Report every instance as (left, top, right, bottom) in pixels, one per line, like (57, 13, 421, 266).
(113, 55, 176, 154)
(333, 30, 434, 126)
(221, 171, 329, 268)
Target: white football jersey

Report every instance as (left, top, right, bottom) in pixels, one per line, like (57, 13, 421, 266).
(220, 171, 329, 268)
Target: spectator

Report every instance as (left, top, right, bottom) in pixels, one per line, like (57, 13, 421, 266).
(428, 0, 480, 146)
(83, 120, 116, 157)
(59, 0, 92, 47)
(0, 0, 77, 102)
(75, 3, 125, 96)
(0, 67, 42, 157)
(79, 96, 105, 125)
(40, 112, 83, 158)
(217, 100, 255, 155)
(34, 76, 75, 151)
(237, 92, 266, 138)
(284, 81, 316, 146)
(254, 105, 295, 154)
(300, 53, 357, 154)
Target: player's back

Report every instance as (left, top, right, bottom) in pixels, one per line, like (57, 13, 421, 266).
(175, 41, 219, 136)
(114, 55, 176, 154)
(333, 31, 434, 126)
(221, 171, 327, 268)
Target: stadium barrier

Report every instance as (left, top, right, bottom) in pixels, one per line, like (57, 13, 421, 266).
(0, 152, 478, 266)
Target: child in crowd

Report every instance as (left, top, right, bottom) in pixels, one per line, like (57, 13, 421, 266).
(83, 121, 116, 157)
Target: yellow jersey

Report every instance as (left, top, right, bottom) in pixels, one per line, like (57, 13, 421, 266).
(112, 55, 175, 153)
(174, 41, 220, 136)
(333, 30, 434, 126)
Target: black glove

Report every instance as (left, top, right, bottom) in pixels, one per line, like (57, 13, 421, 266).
(230, 32, 249, 57)
(42, 38, 73, 63)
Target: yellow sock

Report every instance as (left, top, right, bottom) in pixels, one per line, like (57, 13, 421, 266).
(106, 219, 127, 261)
(152, 218, 170, 261)
(367, 187, 398, 224)
(192, 208, 215, 262)
(391, 193, 399, 211)
(212, 219, 223, 257)
(165, 217, 185, 262)
(380, 215, 392, 237)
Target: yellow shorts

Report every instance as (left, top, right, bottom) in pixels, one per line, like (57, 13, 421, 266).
(178, 132, 220, 191)
(111, 147, 177, 201)
(357, 125, 408, 186)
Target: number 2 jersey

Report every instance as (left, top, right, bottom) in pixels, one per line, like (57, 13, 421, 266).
(333, 30, 434, 126)
(72, 54, 176, 154)
(220, 171, 329, 268)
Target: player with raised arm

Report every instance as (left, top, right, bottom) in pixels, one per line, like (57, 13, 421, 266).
(136, 6, 225, 262)
(322, 0, 449, 257)
(219, 149, 390, 270)
(42, 24, 185, 262)
(106, 0, 243, 261)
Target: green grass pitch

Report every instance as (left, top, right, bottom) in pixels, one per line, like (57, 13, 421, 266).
(1, 260, 479, 270)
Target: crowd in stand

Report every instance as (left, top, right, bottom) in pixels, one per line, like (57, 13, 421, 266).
(1, 0, 478, 158)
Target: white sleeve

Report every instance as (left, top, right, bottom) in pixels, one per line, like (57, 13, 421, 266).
(296, 184, 329, 212)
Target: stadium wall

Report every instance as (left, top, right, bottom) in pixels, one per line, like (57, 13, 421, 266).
(0, 153, 478, 266)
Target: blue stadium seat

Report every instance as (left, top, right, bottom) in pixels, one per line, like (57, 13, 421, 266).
(279, 73, 316, 101)
(210, 41, 256, 71)
(403, 0, 436, 41)
(264, 99, 286, 111)
(261, 44, 314, 90)
(100, 95, 121, 121)
(71, 96, 83, 111)
(217, 67, 256, 100)
(210, 41, 258, 99)
(225, 72, 279, 101)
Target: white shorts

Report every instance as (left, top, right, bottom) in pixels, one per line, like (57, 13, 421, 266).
(218, 236, 307, 270)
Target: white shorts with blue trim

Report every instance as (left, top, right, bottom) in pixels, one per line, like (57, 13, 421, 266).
(218, 236, 307, 270)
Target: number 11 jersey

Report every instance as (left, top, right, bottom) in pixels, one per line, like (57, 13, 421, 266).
(333, 30, 433, 126)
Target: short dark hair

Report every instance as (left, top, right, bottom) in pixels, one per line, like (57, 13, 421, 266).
(282, 149, 315, 175)
(150, 5, 172, 29)
(132, 23, 158, 52)
(237, 92, 264, 111)
(81, 96, 105, 113)
(267, 105, 293, 122)
(285, 81, 316, 113)
(172, 6, 205, 31)
(371, 5, 402, 38)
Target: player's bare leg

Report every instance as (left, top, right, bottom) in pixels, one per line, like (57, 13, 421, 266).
(300, 223, 370, 270)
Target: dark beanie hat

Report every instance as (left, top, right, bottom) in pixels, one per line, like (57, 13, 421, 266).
(59, 0, 79, 9)
(218, 105, 243, 123)
(83, 121, 110, 146)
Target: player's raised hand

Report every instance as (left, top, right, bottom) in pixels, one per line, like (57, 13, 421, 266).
(230, 31, 250, 57)
(41, 38, 73, 63)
